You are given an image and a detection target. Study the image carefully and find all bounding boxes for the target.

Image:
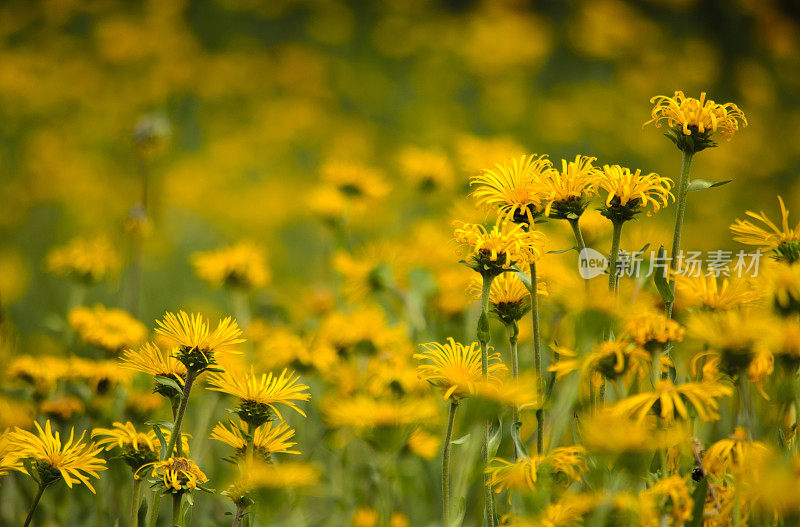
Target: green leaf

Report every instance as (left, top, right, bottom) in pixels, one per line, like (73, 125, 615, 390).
(450, 497, 466, 527)
(21, 458, 39, 483)
(488, 417, 502, 458)
(653, 245, 674, 303)
(547, 246, 578, 255)
(510, 421, 529, 459)
(686, 478, 709, 527)
(154, 375, 183, 396)
(450, 434, 471, 446)
(515, 270, 533, 293)
(688, 179, 731, 192)
(149, 422, 170, 459)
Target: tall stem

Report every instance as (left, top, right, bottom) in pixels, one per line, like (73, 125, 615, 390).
(23, 484, 46, 527)
(529, 262, 544, 455)
(172, 494, 183, 527)
(567, 217, 587, 254)
(666, 151, 694, 318)
(505, 323, 522, 461)
(477, 275, 496, 527)
(442, 401, 458, 527)
(130, 477, 142, 527)
(608, 221, 623, 293)
(232, 503, 245, 527)
(147, 368, 197, 527)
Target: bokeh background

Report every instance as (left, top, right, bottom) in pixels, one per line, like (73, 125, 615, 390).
(1, 0, 800, 525)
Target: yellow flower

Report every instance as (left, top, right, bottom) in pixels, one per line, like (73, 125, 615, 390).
(529, 493, 598, 527)
(622, 311, 684, 351)
(9, 420, 106, 492)
(321, 160, 390, 203)
(245, 460, 320, 488)
(687, 309, 772, 374)
(155, 311, 244, 367)
(453, 219, 544, 274)
(609, 379, 732, 424)
(8, 355, 70, 394)
(146, 457, 207, 493)
(40, 397, 84, 421)
(322, 395, 438, 430)
(210, 419, 300, 458)
(673, 273, 762, 312)
(45, 236, 120, 284)
(469, 272, 544, 325)
(397, 146, 454, 192)
(761, 261, 800, 315)
(469, 154, 553, 224)
(642, 475, 693, 527)
(352, 508, 410, 527)
(747, 349, 774, 399)
(541, 155, 601, 219)
(68, 305, 148, 354)
(580, 413, 690, 454)
(597, 164, 674, 222)
(703, 427, 771, 477)
(120, 342, 188, 391)
(0, 430, 23, 476)
(730, 196, 800, 263)
(68, 357, 133, 393)
(406, 428, 440, 460)
(208, 366, 310, 426)
(92, 422, 159, 453)
(485, 447, 586, 493)
(414, 337, 506, 400)
(646, 91, 747, 152)
(191, 240, 271, 290)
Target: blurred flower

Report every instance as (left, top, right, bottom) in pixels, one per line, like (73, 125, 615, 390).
(470, 154, 552, 224)
(397, 146, 454, 192)
(40, 397, 84, 422)
(609, 379, 732, 424)
(673, 272, 762, 312)
(191, 241, 271, 290)
(687, 309, 772, 374)
(414, 337, 506, 401)
(580, 412, 690, 454)
(597, 164, 673, 222)
(642, 475, 693, 527)
(352, 508, 410, 527)
(486, 447, 586, 493)
(761, 262, 800, 315)
(9, 420, 106, 492)
(69, 305, 147, 354)
(323, 395, 438, 430)
(8, 355, 70, 394)
(622, 311, 684, 352)
(703, 427, 771, 477)
(730, 195, 800, 263)
(45, 236, 119, 284)
(406, 428, 440, 460)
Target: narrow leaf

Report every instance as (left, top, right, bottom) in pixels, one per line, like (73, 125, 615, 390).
(688, 179, 731, 192)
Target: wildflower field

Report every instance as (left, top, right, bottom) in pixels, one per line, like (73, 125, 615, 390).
(3, 1, 800, 526)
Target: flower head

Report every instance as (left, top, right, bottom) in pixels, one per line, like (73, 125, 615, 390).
(673, 273, 762, 312)
(470, 154, 553, 224)
(92, 421, 188, 471)
(191, 241, 270, 290)
(9, 420, 106, 492)
(703, 427, 771, 477)
(622, 311, 684, 352)
(69, 305, 147, 354)
(687, 309, 772, 374)
(485, 447, 586, 493)
(469, 272, 543, 325)
(397, 146, 454, 192)
(414, 337, 506, 400)
(322, 395, 438, 431)
(731, 196, 800, 263)
(453, 219, 544, 276)
(541, 155, 601, 219)
(120, 342, 187, 397)
(210, 419, 300, 460)
(155, 311, 244, 370)
(642, 475, 693, 527)
(146, 456, 207, 494)
(597, 165, 673, 223)
(207, 367, 310, 426)
(646, 91, 747, 152)
(45, 236, 120, 284)
(609, 379, 732, 424)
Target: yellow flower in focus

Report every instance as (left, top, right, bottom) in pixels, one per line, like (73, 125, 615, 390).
(597, 164, 674, 222)
(453, 219, 544, 275)
(541, 155, 601, 219)
(155, 311, 244, 367)
(120, 342, 188, 393)
(470, 154, 553, 224)
(9, 420, 106, 492)
(730, 196, 800, 263)
(703, 427, 771, 477)
(0, 431, 23, 476)
(210, 419, 300, 459)
(191, 241, 271, 290)
(415, 337, 506, 400)
(208, 367, 310, 425)
(469, 272, 543, 325)
(68, 305, 147, 354)
(646, 91, 747, 152)
(609, 379, 732, 424)
(45, 236, 120, 284)
(146, 456, 207, 493)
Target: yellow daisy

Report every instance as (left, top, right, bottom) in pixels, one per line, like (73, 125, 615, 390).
(731, 196, 800, 263)
(453, 219, 544, 275)
(191, 241, 271, 290)
(210, 419, 300, 458)
(597, 164, 674, 222)
(146, 456, 207, 493)
(155, 311, 244, 368)
(120, 342, 188, 396)
(414, 337, 506, 400)
(68, 305, 148, 354)
(609, 379, 732, 424)
(703, 427, 771, 477)
(207, 367, 310, 424)
(541, 155, 601, 219)
(469, 154, 553, 224)
(45, 236, 120, 284)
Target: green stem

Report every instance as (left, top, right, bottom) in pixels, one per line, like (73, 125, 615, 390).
(147, 369, 197, 527)
(529, 262, 544, 455)
(232, 503, 245, 527)
(608, 221, 623, 293)
(666, 151, 694, 318)
(478, 275, 496, 527)
(442, 401, 458, 527)
(567, 217, 587, 254)
(505, 323, 522, 461)
(23, 483, 46, 527)
(172, 493, 183, 527)
(130, 477, 142, 527)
